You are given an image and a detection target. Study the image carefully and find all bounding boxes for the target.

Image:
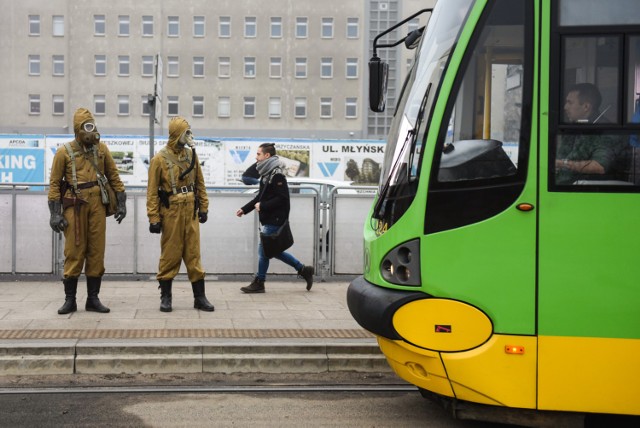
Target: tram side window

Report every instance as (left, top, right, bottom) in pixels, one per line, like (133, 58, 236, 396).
(435, 1, 527, 184)
(628, 36, 640, 185)
(553, 35, 638, 188)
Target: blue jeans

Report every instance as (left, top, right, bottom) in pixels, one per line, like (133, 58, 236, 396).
(257, 224, 303, 280)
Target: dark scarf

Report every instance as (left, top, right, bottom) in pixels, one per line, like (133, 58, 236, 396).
(256, 155, 283, 177)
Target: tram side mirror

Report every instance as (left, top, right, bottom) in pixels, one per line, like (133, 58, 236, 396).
(369, 56, 389, 113)
(404, 28, 424, 49)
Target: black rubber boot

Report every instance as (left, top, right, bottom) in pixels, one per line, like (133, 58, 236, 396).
(192, 279, 214, 311)
(58, 277, 78, 315)
(240, 277, 265, 294)
(298, 265, 314, 291)
(85, 276, 110, 313)
(159, 279, 172, 312)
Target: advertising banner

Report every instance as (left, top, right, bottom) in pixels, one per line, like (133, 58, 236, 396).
(0, 135, 46, 184)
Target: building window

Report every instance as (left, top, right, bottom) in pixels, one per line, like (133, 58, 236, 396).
(321, 17, 334, 38)
(244, 17, 256, 38)
(295, 98, 307, 118)
(407, 18, 420, 34)
(347, 18, 359, 38)
(118, 55, 130, 76)
(168, 96, 179, 116)
(52, 16, 64, 37)
(193, 56, 205, 77)
(218, 57, 230, 78)
(219, 16, 231, 38)
(142, 95, 151, 116)
(268, 97, 281, 118)
(296, 17, 308, 38)
(270, 17, 282, 38)
(29, 15, 40, 36)
(193, 16, 205, 37)
(218, 97, 230, 117)
(320, 97, 332, 118)
(119, 15, 130, 36)
(295, 58, 307, 78)
(52, 55, 64, 76)
(321, 57, 333, 78)
(142, 56, 154, 76)
(270, 57, 282, 78)
(193, 96, 204, 117)
(95, 55, 106, 76)
(52, 95, 64, 115)
(168, 16, 179, 37)
(244, 57, 256, 78)
(94, 15, 105, 36)
(345, 97, 357, 118)
(167, 56, 179, 77)
(28, 55, 40, 75)
(29, 95, 40, 115)
(118, 95, 130, 116)
(346, 58, 358, 79)
(94, 95, 106, 115)
(142, 16, 154, 36)
(243, 96, 256, 117)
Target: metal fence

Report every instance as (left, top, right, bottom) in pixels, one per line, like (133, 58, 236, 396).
(0, 184, 375, 279)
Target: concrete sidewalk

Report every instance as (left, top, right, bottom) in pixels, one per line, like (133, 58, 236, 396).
(0, 278, 389, 376)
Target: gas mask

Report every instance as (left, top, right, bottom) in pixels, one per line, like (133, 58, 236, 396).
(178, 128, 194, 148)
(78, 121, 100, 147)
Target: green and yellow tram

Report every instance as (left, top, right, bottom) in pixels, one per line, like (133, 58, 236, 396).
(348, 0, 640, 422)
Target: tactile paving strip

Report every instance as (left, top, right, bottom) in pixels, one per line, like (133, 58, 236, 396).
(0, 328, 374, 340)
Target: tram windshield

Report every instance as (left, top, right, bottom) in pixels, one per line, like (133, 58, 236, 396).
(373, 0, 474, 226)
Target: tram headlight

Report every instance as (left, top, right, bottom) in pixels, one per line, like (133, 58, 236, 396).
(380, 239, 420, 286)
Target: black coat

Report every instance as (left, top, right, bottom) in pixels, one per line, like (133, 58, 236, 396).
(241, 172, 290, 226)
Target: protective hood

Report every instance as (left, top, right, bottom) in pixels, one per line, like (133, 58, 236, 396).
(168, 116, 190, 152)
(73, 108, 94, 137)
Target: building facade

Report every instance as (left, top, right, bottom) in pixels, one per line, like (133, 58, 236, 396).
(0, 0, 435, 139)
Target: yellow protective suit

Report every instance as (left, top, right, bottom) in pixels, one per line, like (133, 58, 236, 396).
(48, 109, 125, 278)
(146, 117, 209, 282)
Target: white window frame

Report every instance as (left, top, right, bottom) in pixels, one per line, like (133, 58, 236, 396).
(142, 95, 151, 116)
(167, 96, 179, 116)
(294, 97, 307, 118)
(295, 17, 308, 38)
(321, 57, 333, 78)
(243, 96, 256, 118)
(244, 57, 256, 78)
(118, 95, 130, 116)
(320, 97, 332, 118)
(118, 15, 130, 36)
(94, 95, 106, 115)
(295, 57, 307, 79)
(219, 16, 231, 38)
(218, 57, 230, 78)
(168, 16, 179, 37)
(269, 57, 282, 78)
(346, 58, 359, 79)
(193, 96, 204, 117)
(118, 55, 130, 76)
(345, 97, 358, 119)
(167, 56, 179, 77)
(321, 17, 334, 39)
(268, 97, 281, 118)
(52, 16, 64, 37)
(29, 15, 40, 36)
(270, 17, 282, 38)
(52, 55, 64, 76)
(52, 94, 64, 115)
(29, 94, 40, 115)
(218, 96, 231, 117)
(94, 55, 107, 76)
(28, 55, 40, 76)
(193, 56, 205, 77)
(142, 16, 154, 37)
(347, 18, 359, 39)
(94, 15, 106, 36)
(244, 17, 257, 38)
(193, 16, 205, 37)
(142, 56, 154, 76)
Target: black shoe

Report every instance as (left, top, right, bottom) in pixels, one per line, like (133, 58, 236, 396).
(58, 277, 78, 314)
(240, 277, 265, 293)
(86, 277, 110, 313)
(298, 265, 314, 291)
(159, 280, 172, 312)
(192, 279, 215, 311)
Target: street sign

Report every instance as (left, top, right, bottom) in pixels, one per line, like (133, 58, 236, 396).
(155, 54, 163, 101)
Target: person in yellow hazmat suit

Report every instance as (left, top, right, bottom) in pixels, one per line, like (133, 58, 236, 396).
(48, 108, 127, 315)
(146, 117, 214, 312)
